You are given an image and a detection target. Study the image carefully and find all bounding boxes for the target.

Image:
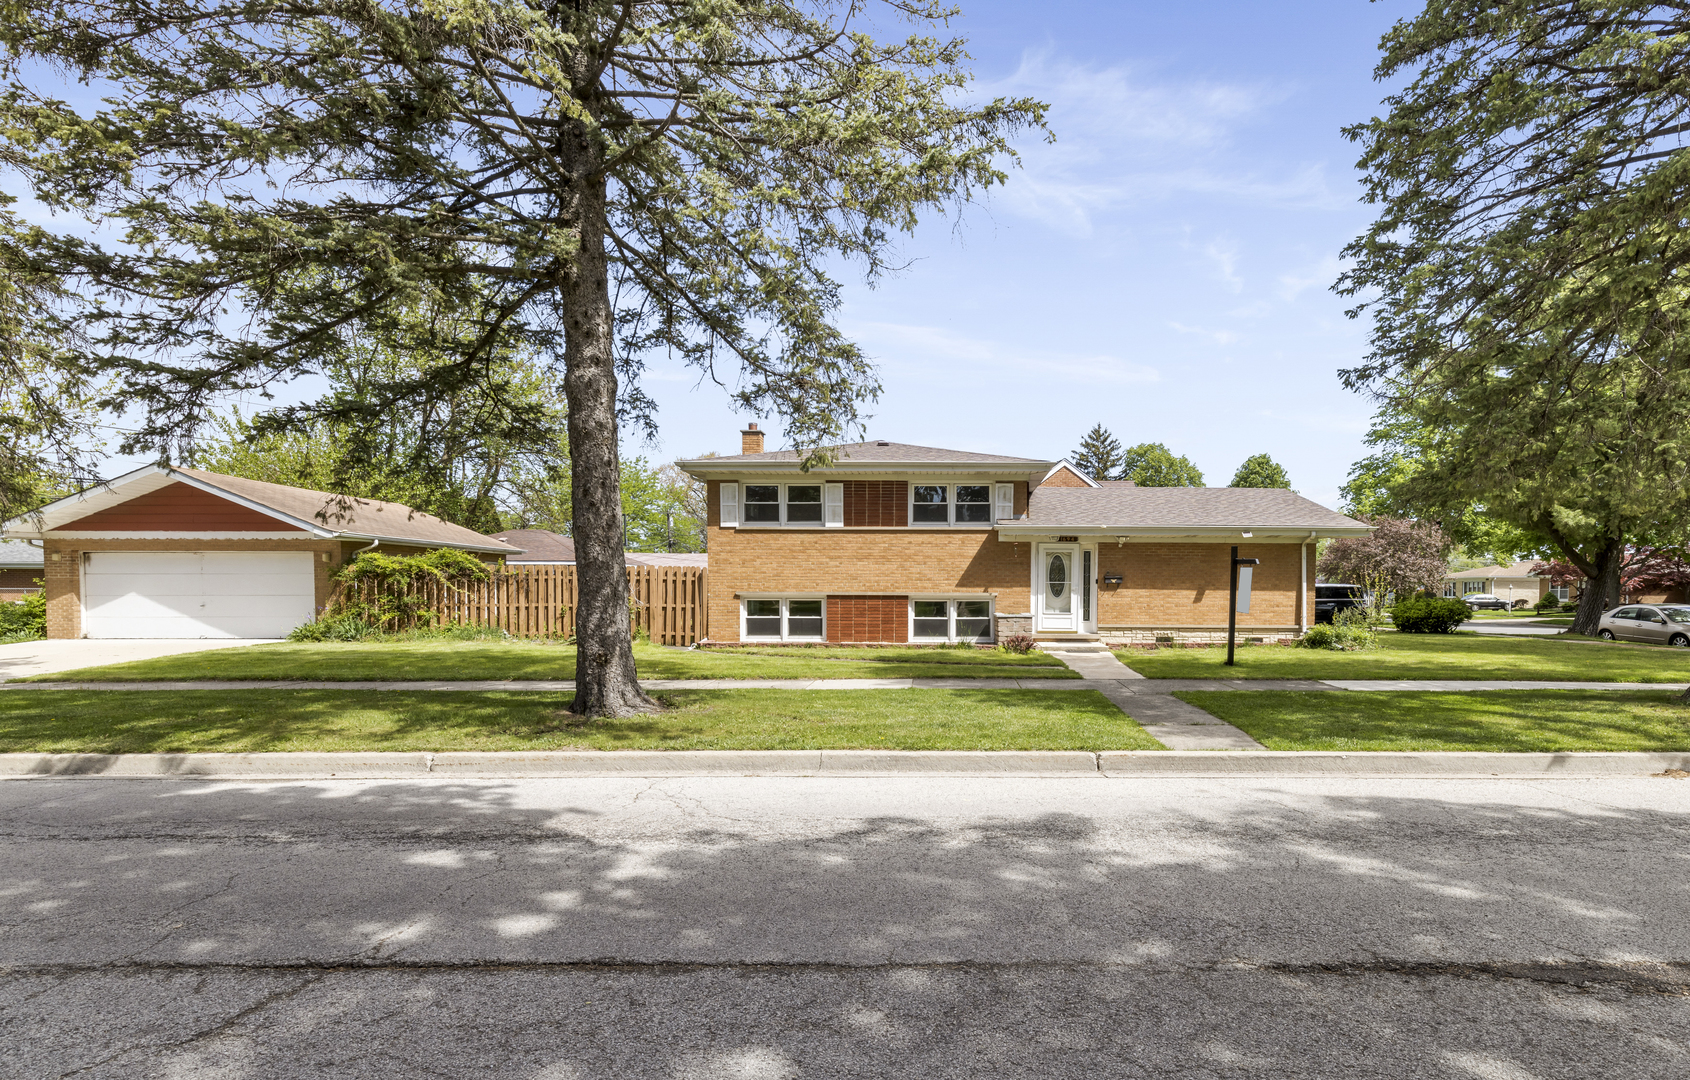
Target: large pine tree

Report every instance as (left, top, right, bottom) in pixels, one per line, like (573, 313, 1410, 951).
(1, 1, 1046, 713)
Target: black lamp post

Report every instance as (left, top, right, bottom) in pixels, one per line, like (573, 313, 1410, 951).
(1226, 545, 1261, 667)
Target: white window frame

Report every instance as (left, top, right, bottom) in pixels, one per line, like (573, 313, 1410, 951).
(1552, 585, 1570, 602)
(736, 482, 829, 527)
(1461, 580, 1487, 595)
(909, 481, 998, 527)
(1442, 582, 1456, 598)
(908, 596, 996, 643)
(740, 596, 826, 641)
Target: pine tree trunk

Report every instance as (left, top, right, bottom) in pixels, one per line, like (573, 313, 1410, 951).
(1569, 537, 1623, 637)
(557, 94, 657, 719)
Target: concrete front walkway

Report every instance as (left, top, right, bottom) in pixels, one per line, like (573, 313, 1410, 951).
(0, 638, 279, 681)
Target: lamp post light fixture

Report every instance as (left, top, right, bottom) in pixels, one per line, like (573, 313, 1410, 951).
(1226, 545, 1261, 667)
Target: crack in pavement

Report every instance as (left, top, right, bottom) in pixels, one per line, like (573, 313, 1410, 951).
(7, 957, 1688, 996)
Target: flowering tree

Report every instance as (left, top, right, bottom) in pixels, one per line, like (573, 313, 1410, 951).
(1317, 517, 1452, 609)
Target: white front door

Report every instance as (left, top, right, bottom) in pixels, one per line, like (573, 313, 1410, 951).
(83, 551, 316, 638)
(1036, 544, 1078, 632)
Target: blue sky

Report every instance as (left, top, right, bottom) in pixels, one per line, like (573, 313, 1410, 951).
(29, 1, 1415, 510)
(639, 0, 1413, 508)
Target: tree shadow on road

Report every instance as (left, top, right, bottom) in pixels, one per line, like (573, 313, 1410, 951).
(3, 776, 1689, 1078)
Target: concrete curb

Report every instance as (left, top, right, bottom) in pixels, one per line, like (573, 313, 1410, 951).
(2, 749, 1687, 779)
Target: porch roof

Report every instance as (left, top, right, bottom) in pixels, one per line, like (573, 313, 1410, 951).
(998, 486, 1370, 538)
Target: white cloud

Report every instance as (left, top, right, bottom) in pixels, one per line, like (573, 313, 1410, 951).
(974, 52, 1343, 235)
(1168, 322, 1240, 346)
(850, 320, 1159, 385)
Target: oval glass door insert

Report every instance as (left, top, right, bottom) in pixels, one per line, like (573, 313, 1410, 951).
(1044, 553, 1071, 613)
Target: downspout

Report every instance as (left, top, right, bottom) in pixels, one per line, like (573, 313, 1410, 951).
(1299, 531, 1314, 634)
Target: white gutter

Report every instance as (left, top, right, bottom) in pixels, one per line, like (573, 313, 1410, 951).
(993, 524, 1373, 539)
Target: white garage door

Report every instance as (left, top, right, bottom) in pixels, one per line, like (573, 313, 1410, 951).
(83, 551, 317, 639)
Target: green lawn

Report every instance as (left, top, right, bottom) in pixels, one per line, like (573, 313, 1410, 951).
(1178, 689, 1690, 752)
(1117, 633, 1690, 682)
(16, 640, 1075, 683)
(0, 688, 1158, 752)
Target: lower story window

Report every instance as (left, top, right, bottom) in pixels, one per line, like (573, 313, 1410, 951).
(1553, 585, 1570, 601)
(911, 598, 994, 642)
(1462, 581, 1486, 595)
(744, 598, 824, 641)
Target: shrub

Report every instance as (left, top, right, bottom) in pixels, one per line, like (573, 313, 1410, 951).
(1533, 594, 1562, 614)
(0, 593, 47, 642)
(1299, 606, 1378, 651)
(331, 548, 494, 631)
(998, 633, 1036, 655)
(289, 612, 381, 642)
(1391, 596, 1471, 633)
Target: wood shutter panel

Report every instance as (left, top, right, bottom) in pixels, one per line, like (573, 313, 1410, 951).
(995, 483, 1014, 522)
(824, 483, 844, 527)
(720, 483, 738, 528)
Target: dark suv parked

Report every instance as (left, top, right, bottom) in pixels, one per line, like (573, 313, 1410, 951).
(1314, 584, 1369, 624)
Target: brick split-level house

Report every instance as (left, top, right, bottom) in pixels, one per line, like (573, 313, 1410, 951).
(3, 465, 519, 639)
(679, 426, 1371, 645)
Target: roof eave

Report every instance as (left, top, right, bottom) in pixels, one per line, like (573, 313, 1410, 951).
(993, 523, 1374, 538)
(678, 458, 1058, 478)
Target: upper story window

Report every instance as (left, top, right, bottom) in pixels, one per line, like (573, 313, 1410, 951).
(911, 483, 994, 526)
(741, 484, 825, 525)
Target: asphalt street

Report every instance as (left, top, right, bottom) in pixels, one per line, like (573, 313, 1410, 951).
(2, 774, 1688, 1078)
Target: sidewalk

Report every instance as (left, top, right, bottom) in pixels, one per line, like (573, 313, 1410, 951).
(4, 748, 1687, 780)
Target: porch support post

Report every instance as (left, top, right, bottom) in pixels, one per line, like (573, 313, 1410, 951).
(1226, 545, 1239, 667)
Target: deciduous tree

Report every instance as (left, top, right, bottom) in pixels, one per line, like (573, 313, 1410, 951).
(1228, 453, 1291, 490)
(1120, 443, 1203, 488)
(1, 0, 1045, 714)
(1317, 516, 1452, 608)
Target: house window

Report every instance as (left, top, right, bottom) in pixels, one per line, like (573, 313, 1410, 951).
(1553, 585, 1570, 601)
(1461, 581, 1486, 595)
(741, 484, 826, 525)
(909, 598, 994, 642)
(743, 598, 825, 641)
(1443, 583, 1457, 598)
(744, 485, 781, 523)
(911, 483, 996, 526)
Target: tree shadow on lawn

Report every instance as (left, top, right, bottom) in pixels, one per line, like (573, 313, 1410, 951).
(3, 776, 1689, 1076)
(0, 689, 1147, 753)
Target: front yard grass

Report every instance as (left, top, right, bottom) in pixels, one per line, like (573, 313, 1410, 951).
(15, 640, 1075, 683)
(0, 688, 1158, 752)
(1178, 689, 1690, 752)
(1118, 633, 1690, 682)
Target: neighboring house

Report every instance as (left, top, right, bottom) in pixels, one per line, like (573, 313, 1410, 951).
(1441, 560, 1568, 607)
(677, 426, 1370, 645)
(1, 466, 520, 639)
(488, 529, 707, 568)
(0, 540, 44, 603)
(491, 529, 576, 564)
(625, 552, 708, 568)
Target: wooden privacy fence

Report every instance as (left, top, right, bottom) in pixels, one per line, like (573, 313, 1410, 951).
(336, 564, 709, 645)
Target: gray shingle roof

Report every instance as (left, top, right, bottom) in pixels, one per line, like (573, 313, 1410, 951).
(704, 440, 1047, 464)
(1020, 486, 1366, 530)
(490, 529, 574, 562)
(0, 540, 43, 568)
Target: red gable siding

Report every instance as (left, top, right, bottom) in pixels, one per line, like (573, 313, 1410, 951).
(58, 481, 301, 532)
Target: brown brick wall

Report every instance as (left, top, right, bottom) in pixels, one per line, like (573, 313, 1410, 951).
(826, 595, 909, 643)
(42, 538, 345, 638)
(58, 482, 295, 532)
(0, 568, 42, 590)
(843, 481, 909, 527)
(1095, 541, 1311, 629)
(1039, 466, 1091, 488)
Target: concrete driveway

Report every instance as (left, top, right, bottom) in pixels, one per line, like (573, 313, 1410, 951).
(0, 638, 278, 680)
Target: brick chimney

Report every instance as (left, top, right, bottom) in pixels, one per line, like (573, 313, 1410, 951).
(741, 422, 765, 454)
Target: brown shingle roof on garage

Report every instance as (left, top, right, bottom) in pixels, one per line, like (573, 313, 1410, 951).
(168, 468, 521, 552)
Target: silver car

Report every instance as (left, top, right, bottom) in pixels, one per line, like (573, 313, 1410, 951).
(1597, 604, 1690, 646)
